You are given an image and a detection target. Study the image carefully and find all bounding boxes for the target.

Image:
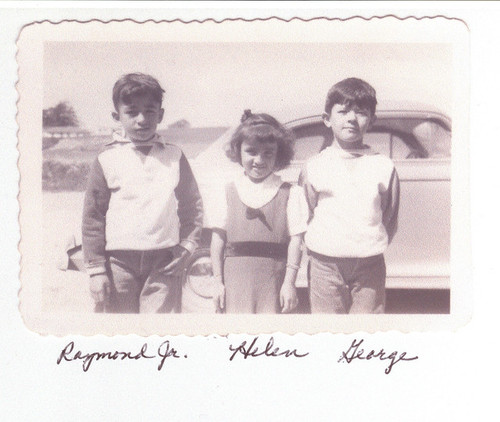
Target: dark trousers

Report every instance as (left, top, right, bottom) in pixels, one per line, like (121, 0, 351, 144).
(105, 248, 181, 314)
(308, 251, 386, 314)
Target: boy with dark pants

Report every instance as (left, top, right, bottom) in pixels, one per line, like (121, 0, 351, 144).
(82, 73, 203, 313)
(300, 78, 399, 314)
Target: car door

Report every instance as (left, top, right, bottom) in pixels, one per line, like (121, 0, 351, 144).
(364, 115, 451, 289)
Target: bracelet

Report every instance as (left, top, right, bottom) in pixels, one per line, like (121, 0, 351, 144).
(286, 263, 300, 271)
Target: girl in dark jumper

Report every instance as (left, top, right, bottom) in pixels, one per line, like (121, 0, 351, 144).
(209, 111, 307, 313)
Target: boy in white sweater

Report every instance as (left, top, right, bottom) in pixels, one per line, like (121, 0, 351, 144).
(82, 73, 203, 313)
(300, 78, 399, 313)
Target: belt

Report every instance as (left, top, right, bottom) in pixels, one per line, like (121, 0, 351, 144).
(225, 241, 288, 259)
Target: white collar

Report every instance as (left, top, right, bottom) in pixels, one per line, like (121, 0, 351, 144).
(106, 130, 165, 147)
(233, 172, 284, 209)
(328, 142, 377, 158)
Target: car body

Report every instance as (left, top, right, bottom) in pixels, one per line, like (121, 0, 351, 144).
(183, 102, 451, 312)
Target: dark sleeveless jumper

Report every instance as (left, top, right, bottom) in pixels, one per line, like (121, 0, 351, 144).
(223, 181, 291, 313)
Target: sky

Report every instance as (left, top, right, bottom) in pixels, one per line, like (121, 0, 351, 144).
(43, 42, 452, 129)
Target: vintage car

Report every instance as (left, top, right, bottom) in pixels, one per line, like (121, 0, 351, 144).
(183, 102, 452, 313)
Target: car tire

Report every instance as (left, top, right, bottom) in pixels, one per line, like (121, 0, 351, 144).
(181, 248, 216, 313)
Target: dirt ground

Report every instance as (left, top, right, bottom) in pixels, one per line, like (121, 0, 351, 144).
(42, 191, 93, 313)
(41, 191, 215, 314)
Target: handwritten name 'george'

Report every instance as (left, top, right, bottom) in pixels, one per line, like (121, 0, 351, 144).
(338, 339, 418, 374)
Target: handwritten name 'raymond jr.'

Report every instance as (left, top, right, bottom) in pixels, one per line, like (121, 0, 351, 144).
(57, 340, 184, 372)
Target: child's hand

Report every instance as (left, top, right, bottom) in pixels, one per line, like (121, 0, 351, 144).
(212, 276, 225, 312)
(160, 245, 191, 276)
(280, 281, 298, 313)
(89, 274, 111, 307)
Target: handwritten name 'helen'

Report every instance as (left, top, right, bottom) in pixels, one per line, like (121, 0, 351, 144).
(229, 336, 309, 361)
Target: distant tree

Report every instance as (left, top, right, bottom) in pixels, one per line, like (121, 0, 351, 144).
(43, 102, 79, 127)
(168, 119, 191, 129)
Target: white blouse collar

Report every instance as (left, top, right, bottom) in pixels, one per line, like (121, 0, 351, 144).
(234, 172, 284, 209)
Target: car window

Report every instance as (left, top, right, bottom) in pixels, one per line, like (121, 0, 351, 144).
(370, 118, 451, 160)
(291, 122, 332, 161)
(412, 120, 451, 158)
(363, 132, 413, 160)
(293, 135, 326, 161)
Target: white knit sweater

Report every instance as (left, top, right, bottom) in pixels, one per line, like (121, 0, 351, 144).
(301, 144, 399, 258)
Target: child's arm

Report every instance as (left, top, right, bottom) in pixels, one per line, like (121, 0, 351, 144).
(162, 153, 204, 276)
(298, 166, 319, 221)
(210, 228, 226, 311)
(280, 233, 303, 313)
(174, 153, 204, 254)
(382, 168, 400, 244)
(82, 158, 111, 306)
(281, 185, 308, 313)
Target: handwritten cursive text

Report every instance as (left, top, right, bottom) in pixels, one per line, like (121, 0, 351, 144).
(229, 336, 309, 361)
(57, 340, 184, 372)
(338, 338, 418, 374)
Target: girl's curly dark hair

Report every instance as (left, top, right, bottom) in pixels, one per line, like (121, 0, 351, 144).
(226, 110, 295, 170)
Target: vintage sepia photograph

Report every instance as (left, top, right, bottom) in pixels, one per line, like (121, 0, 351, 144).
(17, 17, 469, 335)
(5, 5, 500, 421)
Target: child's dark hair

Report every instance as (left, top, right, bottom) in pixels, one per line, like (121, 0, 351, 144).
(324, 78, 377, 116)
(226, 110, 295, 170)
(112, 73, 165, 110)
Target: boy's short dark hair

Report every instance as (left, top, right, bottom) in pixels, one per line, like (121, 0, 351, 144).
(324, 77, 377, 116)
(226, 110, 295, 170)
(112, 73, 165, 110)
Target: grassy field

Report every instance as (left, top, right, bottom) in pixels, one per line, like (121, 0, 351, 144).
(42, 126, 228, 191)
